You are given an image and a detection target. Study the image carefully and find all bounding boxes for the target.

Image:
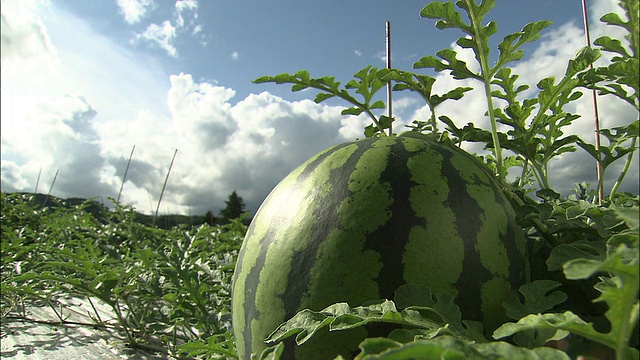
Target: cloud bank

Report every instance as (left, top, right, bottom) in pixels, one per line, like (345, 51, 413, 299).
(1, 0, 637, 218)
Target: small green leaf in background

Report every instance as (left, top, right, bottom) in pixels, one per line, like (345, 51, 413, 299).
(496, 207, 639, 359)
(494, 20, 553, 71)
(354, 335, 570, 360)
(356, 337, 472, 360)
(502, 280, 569, 348)
(594, 36, 630, 58)
(253, 342, 284, 360)
(356, 337, 403, 357)
(503, 280, 567, 320)
(536, 189, 561, 202)
(493, 311, 596, 347)
(615, 207, 640, 231)
(394, 284, 486, 342)
(473, 340, 571, 360)
(178, 332, 238, 359)
(254, 66, 396, 136)
(414, 49, 480, 81)
(546, 240, 607, 271)
(419, 2, 469, 32)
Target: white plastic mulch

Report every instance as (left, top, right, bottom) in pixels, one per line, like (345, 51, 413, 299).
(1, 296, 166, 359)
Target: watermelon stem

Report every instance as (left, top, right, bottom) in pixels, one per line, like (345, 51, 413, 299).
(462, 0, 505, 179)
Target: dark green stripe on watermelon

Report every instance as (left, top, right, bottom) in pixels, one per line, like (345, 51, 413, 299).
(279, 140, 372, 321)
(232, 136, 527, 359)
(433, 143, 488, 323)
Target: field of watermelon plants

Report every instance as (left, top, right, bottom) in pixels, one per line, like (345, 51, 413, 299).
(1, 194, 244, 358)
(2, 0, 639, 359)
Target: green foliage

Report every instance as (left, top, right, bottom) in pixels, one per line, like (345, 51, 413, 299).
(2, 0, 638, 359)
(1, 192, 245, 358)
(253, 0, 638, 197)
(254, 67, 395, 136)
(413, 0, 558, 179)
(393, 71, 473, 134)
(503, 280, 568, 321)
(255, 288, 570, 359)
(177, 332, 238, 359)
(251, 0, 639, 359)
(577, 0, 639, 200)
(417, 0, 600, 184)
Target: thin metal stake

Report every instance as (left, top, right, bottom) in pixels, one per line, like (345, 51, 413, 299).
(43, 169, 59, 208)
(117, 145, 136, 204)
(34, 167, 42, 194)
(386, 21, 393, 135)
(153, 149, 178, 227)
(582, 0, 603, 204)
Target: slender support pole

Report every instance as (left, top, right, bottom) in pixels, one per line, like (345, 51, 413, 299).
(386, 21, 393, 135)
(153, 149, 178, 227)
(34, 167, 42, 194)
(582, 0, 604, 204)
(43, 169, 59, 208)
(117, 145, 136, 204)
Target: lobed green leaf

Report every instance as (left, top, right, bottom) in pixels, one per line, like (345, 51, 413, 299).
(420, 2, 469, 32)
(503, 280, 567, 320)
(394, 284, 486, 343)
(355, 335, 570, 360)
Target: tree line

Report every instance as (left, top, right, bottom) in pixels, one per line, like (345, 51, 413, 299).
(7, 190, 249, 230)
(202, 190, 248, 226)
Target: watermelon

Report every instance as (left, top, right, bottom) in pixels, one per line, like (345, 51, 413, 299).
(232, 135, 528, 359)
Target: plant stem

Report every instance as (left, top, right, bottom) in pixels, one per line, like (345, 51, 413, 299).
(364, 108, 384, 134)
(610, 136, 638, 199)
(117, 145, 135, 204)
(464, 0, 503, 178)
(518, 159, 529, 188)
(154, 149, 178, 227)
(114, 301, 136, 346)
(3, 314, 112, 328)
(531, 160, 550, 189)
(582, 0, 604, 205)
(431, 113, 438, 133)
(87, 296, 104, 325)
(46, 297, 65, 323)
(286, 80, 386, 135)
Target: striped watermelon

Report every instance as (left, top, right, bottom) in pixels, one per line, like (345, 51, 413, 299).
(232, 136, 528, 359)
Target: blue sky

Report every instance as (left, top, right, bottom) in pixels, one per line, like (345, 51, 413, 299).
(51, 0, 586, 102)
(1, 0, 637, 216)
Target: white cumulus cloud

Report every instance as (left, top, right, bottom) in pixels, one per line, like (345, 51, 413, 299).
(137, 20, 177, 57)
(1, 94, 113, 198)
(1, 0, 636, 219)
(92, 73, 350, 214)
(176, 0, 198, 12)
(175, 0, 198, 28)
(116, 0, 155, 24)
(0, 0, 57, 69)
(127, 0, 202, 57)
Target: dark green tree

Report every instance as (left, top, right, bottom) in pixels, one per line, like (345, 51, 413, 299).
(219, 190, 246, 222)
(202, 210, 216, 226)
